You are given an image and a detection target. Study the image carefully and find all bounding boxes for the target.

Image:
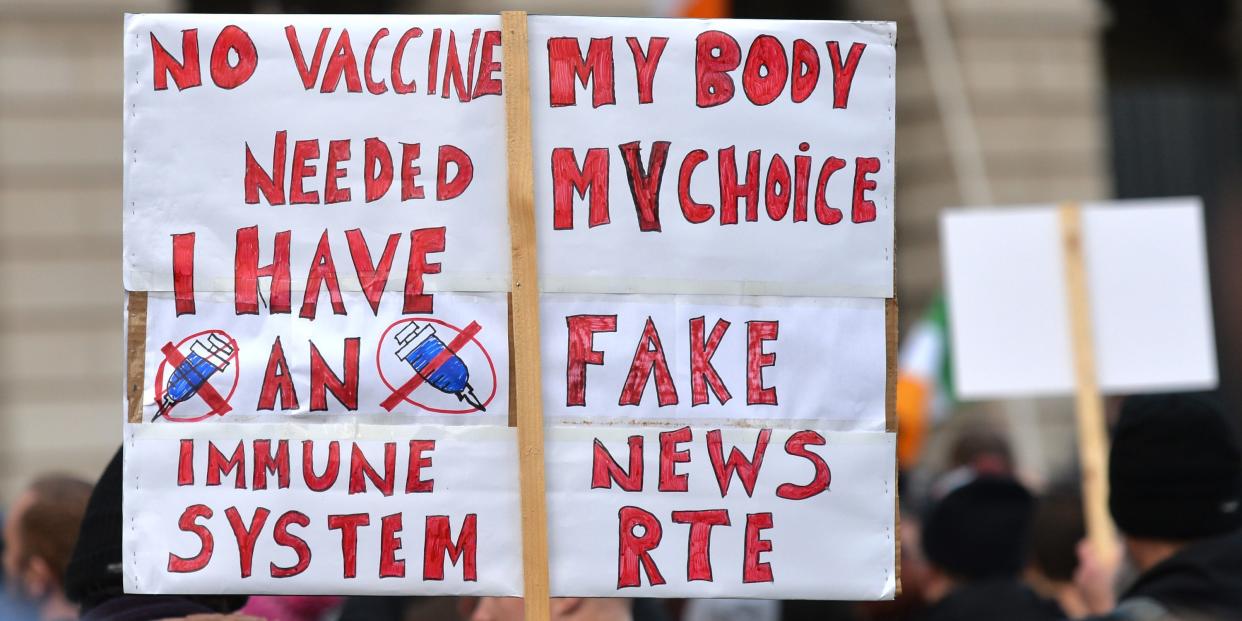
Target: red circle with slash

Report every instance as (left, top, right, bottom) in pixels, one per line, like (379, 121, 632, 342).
(375, 318, 497, 414)
(153, 329, 240, 423)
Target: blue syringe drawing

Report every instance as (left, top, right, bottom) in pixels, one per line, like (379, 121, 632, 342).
(154, 333, 235, 420)
(393, 320, 485, 411)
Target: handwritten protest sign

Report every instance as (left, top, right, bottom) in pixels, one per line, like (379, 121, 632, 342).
(139, 292, 509, 424)
(545, 426, 896, 598)
(124, 423, 523, 595)
(529, 16, 895, 298)
(528, 15, 898, 598)
(122, 12, 898, 601)
(124, 14, 510, 294)
(122, 13, 517, 595)
(539, 294, 887, 429)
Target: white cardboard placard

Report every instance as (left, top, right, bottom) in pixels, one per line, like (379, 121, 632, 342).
(124, 423, 524, 595)
(121, 12, 898, 600)
(124, 422, 896, 598)
(941, 198, 1217, 399)
(529, 16, 896, 298)
(124, 14, 511, 294)
(546, 425, 897, 599)
(540, 293, 887, 430)
(139, 291, 509, 425)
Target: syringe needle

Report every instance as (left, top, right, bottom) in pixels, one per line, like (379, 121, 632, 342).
(460, 384, 486, 412)
(152, 396, 173, 421)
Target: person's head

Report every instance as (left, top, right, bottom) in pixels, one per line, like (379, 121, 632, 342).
(1110, 393, 1242, 571)
(920, 476, 1036, 600)
(1024, 485, 1090, 616)
(2, 475, 92, 614)
(466, 597, 632, 621)
(1028, 484, 1085, 584)
(949, 428, 1015, 477)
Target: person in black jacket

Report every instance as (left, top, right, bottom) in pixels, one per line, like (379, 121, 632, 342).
(918, 476, 1064, 621)
(63, 448, 249, 621)
(1081, 394, 1242, 621)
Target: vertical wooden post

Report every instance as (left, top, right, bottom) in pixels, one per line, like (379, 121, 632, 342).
(1058, 203, 1117, 558)
(127, 291, 149, 423)
(885, 298, 901, 595)
(502, 11, 552, 621)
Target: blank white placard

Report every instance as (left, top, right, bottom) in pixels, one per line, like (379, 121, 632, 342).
(941, 198, 1217, 399)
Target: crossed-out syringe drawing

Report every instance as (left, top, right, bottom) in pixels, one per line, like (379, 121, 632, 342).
(380, 319, 486, 412)
(154, 332, 237, 421)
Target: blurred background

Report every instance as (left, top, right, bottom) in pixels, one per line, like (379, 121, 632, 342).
(0, 0, 1240, 519)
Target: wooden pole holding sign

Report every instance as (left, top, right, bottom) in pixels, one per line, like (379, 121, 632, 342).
(126, 291, 148, 424)
(502, 11, 552, 621)
(886, 299, 902, 595)
(1058, 203, 1117, 558)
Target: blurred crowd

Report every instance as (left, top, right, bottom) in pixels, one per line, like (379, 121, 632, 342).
(2, 392, 1238, 621)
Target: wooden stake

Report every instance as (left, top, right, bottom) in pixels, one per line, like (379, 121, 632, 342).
(127, 291, 149, 423)
(1058, 203, 1117, 558)
(502, 11, 552, 621)
(885, 298, 901, 596)
(885, 299, 899, 433)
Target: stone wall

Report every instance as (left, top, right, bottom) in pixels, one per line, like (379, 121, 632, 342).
(0, 0, 172, 499)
